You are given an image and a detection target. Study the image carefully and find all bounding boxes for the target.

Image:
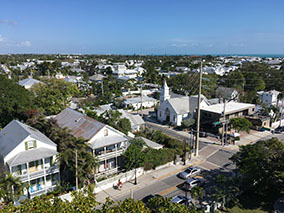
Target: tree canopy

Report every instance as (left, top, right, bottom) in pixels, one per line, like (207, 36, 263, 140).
(230, 138, 284, 207)
(229, 117, 252, 133)
(0, 75, 33, 128)
(31, 79, 79, 115)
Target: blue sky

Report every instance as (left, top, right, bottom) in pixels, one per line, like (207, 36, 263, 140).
(0, 0, 283, 54)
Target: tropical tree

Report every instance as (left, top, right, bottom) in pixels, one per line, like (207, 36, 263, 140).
(122, 138, 146, 171)
(229, 117, 252, 133)
(230, 138, 284, 201)
(181, 118, 195, 130)
(31, 78, 79, 115)
(0, 172, 24, 204)
(190, 186, 204, 206)
(0, 75, 33, 128)
(27, 116, 99, 187)
(210, 175, 239, 210)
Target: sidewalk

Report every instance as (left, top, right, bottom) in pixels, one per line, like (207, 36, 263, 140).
(94, 155, 204, 204)
(224, 130, 272, 150)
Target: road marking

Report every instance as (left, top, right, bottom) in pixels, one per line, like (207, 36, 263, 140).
(158, 185, 178, 196)
(206, 147, 220, 159)
(156, 160, 202, 180)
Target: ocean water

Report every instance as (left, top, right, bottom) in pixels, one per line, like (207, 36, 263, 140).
(211, 54, 284, 58)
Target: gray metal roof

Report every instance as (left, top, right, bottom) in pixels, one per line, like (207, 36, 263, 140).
(118, 110, 145, 128)
(7, 148, 58, 167)
(136, 137, 163, 150)
(55, 108, 106, 140)
(91, 128, 128, 149)
(18, 78, 42, 87)
(123, 96, 157, 105)
(89, 74, 106, 81)
(0, 120, 57, 158)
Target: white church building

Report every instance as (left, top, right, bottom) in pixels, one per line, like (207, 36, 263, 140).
(157, 81, 210, 126)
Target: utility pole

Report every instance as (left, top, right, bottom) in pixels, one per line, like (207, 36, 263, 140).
(75, 150, 79, 190)
(140, 85, 143, 115)
(221, 99, 226, 146)
(195, 60, 204, 156)
(134, 153, 137, 185)
(101, 81, 104, 96)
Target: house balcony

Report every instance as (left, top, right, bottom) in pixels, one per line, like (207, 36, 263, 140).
(97, 148, 125, 161)
(20, 165, 59, 182)
(29, 185, 57, 198)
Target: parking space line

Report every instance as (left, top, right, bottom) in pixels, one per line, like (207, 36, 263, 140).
(158, 185, 178, 196)
(157, 160, 202, 180)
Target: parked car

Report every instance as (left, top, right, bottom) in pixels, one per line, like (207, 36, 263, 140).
(142, 194, 162, 205)
(171, 195, 191, 205)
(178, 167, 201, 179)
(182, 177, 205, 191)
(272, 126, 284, 134)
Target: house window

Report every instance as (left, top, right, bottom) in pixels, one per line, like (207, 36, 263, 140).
(25, 140, 37, 150)
(159, 111, 161, 117)
(28, 141, 34, 149)
(104, 129, 108, 136)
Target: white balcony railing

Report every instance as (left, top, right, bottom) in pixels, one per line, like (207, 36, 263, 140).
(19, 165, 59, 182)
(97, 148, 125, 160)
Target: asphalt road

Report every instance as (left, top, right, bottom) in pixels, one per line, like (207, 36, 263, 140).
(116, 143, 237, 203)
(145, 121, 207, 151)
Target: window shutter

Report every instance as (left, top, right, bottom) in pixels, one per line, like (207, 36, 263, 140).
(25, 142, 28, 150)
(33, 140, 37, 148)
(50, 156, 53, 166)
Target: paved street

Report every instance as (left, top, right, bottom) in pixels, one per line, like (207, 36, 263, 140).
(95, 117, 284, 206)
(112, 143, 236, 204)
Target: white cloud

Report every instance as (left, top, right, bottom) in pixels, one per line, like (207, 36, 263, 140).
(17, 41, 31, 47)
(170, 38, 199, 48)
(0, 34, 31, 47)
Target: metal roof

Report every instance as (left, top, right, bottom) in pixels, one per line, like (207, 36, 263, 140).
(18, 78, 42, 88)
(7, 148, 57, 167)
(55, 108, 106, 140)
(201, 102, 255, 115)
(0, 120, 57, 158)
(136, 137, 163, 150)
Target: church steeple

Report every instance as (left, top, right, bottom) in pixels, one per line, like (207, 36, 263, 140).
(160, 80, 170, 103)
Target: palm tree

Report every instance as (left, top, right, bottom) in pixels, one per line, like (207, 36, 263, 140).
(190, 186, 204, 207)
(0, 172, 24, 204)
(211, 175, 240, 211)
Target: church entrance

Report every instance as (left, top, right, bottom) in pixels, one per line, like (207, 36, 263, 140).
(165, 108, 170, 122)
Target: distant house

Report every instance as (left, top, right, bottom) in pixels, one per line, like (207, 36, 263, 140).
(118, 110, 145, 132)
(55, 108, 130, 177)
(157, 81, 209, 126)
(136, 137, 163, 150)
(93, 105, 145, 132)
(216, 86, 239, 101)
(18, 78, 43, 89)
(89, 74, 106, 82)
(257, 90, 280, 107)
(122, 96, 158, 110)
(0, 120, 59, 198)
(246, 116, 270, 131)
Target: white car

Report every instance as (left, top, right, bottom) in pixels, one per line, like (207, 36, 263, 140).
(171, 195, 191, 205)
(178, 167, 201, 179)
(183, 177, 205, 191)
